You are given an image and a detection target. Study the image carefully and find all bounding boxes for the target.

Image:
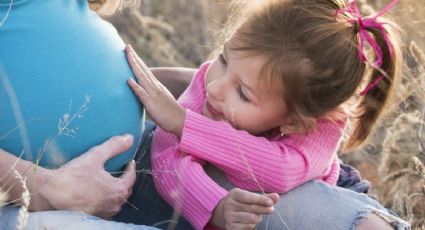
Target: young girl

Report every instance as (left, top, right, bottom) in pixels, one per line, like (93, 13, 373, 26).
(0, 0, 408, 229)
(126, 0, 406, 229)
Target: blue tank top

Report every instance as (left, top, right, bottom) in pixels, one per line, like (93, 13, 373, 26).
(0, 0, 144, 172)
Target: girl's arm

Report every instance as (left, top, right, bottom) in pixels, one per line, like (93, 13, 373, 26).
(179, 110, 343, 193)
(151, 143, 227, 230)
(151, 142, 276, 230)
(0, 135, 136, 218)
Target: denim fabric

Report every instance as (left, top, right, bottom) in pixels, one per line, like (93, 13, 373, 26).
(255, 180, 409, 230)
(338, 162, 371, 194)
(0, 180, 410, 230)
(0, 207, 157, 230)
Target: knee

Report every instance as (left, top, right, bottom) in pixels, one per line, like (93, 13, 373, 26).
(355, 213, 393, 230)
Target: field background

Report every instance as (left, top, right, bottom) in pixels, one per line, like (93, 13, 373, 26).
(107, 0, 425, 229)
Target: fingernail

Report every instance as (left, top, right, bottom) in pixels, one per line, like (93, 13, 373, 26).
(123, 134, 133, 144)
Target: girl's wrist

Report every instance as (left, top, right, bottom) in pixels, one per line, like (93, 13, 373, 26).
(210, 197, 225, 229)
(172, 107, 186, 138)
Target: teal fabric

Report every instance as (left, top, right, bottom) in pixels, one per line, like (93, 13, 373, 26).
(0, 0, 144, 172)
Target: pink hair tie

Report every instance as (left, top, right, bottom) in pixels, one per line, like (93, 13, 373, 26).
(336, 0, 398, 96)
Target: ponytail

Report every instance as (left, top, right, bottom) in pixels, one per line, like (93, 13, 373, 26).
(343, 19, 403, 151)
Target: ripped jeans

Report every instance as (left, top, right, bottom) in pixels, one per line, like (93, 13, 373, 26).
(0, 122, 410, 230)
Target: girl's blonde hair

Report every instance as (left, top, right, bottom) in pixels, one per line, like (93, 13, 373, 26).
(221, 0, 403, 151)
(88, 0, 140, 16)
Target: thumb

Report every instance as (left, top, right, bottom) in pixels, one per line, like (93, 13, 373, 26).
(119, 159, 137, 189)
(89, 134, 134, 165)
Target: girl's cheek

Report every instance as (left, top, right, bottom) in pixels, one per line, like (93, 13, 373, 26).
(205, 64, 219, 84)
(229, 103, 241, 126)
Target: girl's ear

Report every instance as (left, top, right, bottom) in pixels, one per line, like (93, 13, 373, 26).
(280, 116, 316, 135)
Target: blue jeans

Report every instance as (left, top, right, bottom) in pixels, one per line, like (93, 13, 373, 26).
(0, 122, 410, 230)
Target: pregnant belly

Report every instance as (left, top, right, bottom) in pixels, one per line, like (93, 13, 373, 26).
(0, 61, 144, 172)
(0, 0, 144, 172)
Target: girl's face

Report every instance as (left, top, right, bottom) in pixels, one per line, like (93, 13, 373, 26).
(202, 45, 291, 135)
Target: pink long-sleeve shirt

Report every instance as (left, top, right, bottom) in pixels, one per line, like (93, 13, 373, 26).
(151, 63, 344, 230)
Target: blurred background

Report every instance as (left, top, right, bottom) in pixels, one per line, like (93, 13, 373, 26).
(107, 0, 425, 228)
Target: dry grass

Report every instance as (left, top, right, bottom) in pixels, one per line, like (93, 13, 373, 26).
(411, 42, 425, 69)
(0, 189, 7, 208)
(108, 0, 230, 67)
(14, 170, 31, 230)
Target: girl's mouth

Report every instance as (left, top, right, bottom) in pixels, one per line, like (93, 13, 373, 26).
(205, 101, 222, 117)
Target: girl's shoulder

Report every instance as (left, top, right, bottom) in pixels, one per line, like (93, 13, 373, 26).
(184, 62, 209, 95)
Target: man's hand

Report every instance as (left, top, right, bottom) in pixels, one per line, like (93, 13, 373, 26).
(39, 134, 137, 219)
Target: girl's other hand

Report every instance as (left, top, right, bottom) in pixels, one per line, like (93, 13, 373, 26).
(39, 135, 137, 219)
(211, 188, 278, 230)
(125, 45, 186, 137)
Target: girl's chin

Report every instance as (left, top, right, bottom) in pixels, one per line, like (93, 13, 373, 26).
(201, 106, 212, 118)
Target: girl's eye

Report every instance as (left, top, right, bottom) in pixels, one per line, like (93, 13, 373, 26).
(237, 85, 250, 103)
(219, 54, 227, 65)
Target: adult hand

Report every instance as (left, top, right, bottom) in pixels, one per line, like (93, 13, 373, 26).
(39, 134, 137, 219)
(126, 45, 186, 137)
(212, 188, 279, 230)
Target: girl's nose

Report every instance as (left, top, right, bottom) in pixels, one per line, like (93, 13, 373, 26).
(206, 78, 226, 102)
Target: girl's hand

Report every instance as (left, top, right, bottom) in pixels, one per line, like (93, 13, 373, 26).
(126, 45, 186, 137)
(211, 188, 279, 230)
(39, 135, 137, 219)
